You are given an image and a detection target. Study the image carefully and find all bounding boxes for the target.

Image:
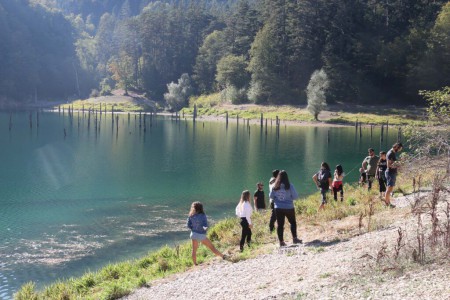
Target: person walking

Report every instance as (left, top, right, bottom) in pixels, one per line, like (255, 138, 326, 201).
(376, 151, 387, 199)
(236, 190, 253, 252)
(268, 169, 279, 233)
(362, 148, 379, 190)
(332, 164, 345, 202)
(269, 170, 302, 246)
(312, 162, 332, 210)
(385, 143, 403, 208)
(253, 182, 266, 211)
(187, 202, 225, 265)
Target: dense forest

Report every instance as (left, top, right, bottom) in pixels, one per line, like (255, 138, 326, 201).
(1, 0, 449, 107)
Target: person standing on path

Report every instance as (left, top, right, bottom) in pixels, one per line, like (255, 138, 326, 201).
(187, 202, 225, 265)
(236, 190, 253, 252)
(268, 169, 280, 232)
(269, 170, 302, 246)
(253, 182, 266, 211)
(385, 142, 403, 208)
(362, 148, 379, 190)
(376, 151, 388, 199)
(312, 162, 332, 210)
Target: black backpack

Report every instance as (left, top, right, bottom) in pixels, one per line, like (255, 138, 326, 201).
(318, 169, 329, 187)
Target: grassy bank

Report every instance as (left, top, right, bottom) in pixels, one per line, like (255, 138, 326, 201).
(181, 102, 429, 126)
(14, 167, 430, 300)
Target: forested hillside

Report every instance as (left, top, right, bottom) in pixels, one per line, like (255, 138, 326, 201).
(1, 0, 449, 107)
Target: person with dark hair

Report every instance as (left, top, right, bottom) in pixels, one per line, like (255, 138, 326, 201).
(268, 169, 280, 232)
(253, 182, 266, 211)
(313, 162, 333, 210)
(187, 202, 225, 265)
(332, 164, 345, 201)
(376, 151, 388, 198)
(362, 148, 379, 190)
(236, 190, 253, 252)
(385, 142, 403, 208)
(269, 170, 302, 246)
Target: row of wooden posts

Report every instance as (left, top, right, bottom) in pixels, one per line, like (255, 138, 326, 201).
(8, 105, 402, 143)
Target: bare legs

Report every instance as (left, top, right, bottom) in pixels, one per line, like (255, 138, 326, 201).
(191, 238, 224, 265)
(385, 185, 394, 206)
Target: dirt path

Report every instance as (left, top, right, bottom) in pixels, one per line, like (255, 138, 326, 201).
(122, 193, 450, 300)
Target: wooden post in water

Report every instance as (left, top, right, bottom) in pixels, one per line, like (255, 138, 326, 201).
(381, 124, 384, 142)
(139, 112, 142, 128)
(265, 118, 268, 135)
(370, 125, 373, 140)
(150, 111, 153, 127)
(260, 113, 263, 128)
(193, 104, 197, 123)
(226, 111, 229, 127)
(397, 127, 402, 142)
(359, 122, 362, 138)
(87, 109, 91, 130)
(58, 106, 61, 114)
(386, 120, 389, 137)
(236, 114, 239, 125)
(62, 107, 65, 116)
(144, 113, 147, 132)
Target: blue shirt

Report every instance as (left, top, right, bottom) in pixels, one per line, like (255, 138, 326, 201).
(187, 213, 208, 234)
(269, 183, 299, 209)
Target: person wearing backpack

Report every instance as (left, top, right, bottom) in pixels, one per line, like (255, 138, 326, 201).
(312, 162, 333, 210)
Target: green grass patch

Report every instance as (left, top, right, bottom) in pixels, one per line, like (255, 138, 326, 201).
(56, 100, 151, 113)
(181, 102, 429, 126)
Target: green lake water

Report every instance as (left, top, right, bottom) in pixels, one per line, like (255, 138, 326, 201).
(0, 111, 397, 298)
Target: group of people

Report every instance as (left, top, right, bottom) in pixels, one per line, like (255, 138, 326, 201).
(359, 142, 403, 207)
(186, 142, 404, 264)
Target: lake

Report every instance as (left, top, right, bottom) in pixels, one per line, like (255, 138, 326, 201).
(0, 111, 397, 299)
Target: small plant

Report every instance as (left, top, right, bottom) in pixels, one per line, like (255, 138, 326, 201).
(104, 283, 130, 300)
(347, 197, 357, 206)
(14, 282, 38, 300)
(319, 272, 331, 279)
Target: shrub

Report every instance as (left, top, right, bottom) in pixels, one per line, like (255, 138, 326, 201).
(14, 282, 39, 300)
(220, 85, 248, 104)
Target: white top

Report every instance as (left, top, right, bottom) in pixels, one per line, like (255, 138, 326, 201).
(235, 201, 253, 225)
(268, 176, 276, 203)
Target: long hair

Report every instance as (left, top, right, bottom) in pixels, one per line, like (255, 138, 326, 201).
(189, 201, 204, 217)
(273, 170, 290, 190)
(321, 162, 330, 171)
(335, 164, 343, 176)
(237, 190, 250, 213)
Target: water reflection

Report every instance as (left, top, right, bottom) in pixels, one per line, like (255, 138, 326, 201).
(0, 111, 397, 298)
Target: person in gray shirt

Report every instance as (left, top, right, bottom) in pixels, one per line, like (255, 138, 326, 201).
(362, 148, 379, 190)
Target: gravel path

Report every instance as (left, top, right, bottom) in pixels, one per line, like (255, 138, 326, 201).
(123, 194, 450, 300)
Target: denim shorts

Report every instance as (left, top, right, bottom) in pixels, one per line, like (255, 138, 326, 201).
(385, 171, 397, 187)
(190, 231, 207, 241)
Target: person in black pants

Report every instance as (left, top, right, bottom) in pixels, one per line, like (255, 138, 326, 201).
(235, 190, 253, 252)
(269, 170, 302, 246)
(268, 169, 279, 232)
(376, 151, 387, 198)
